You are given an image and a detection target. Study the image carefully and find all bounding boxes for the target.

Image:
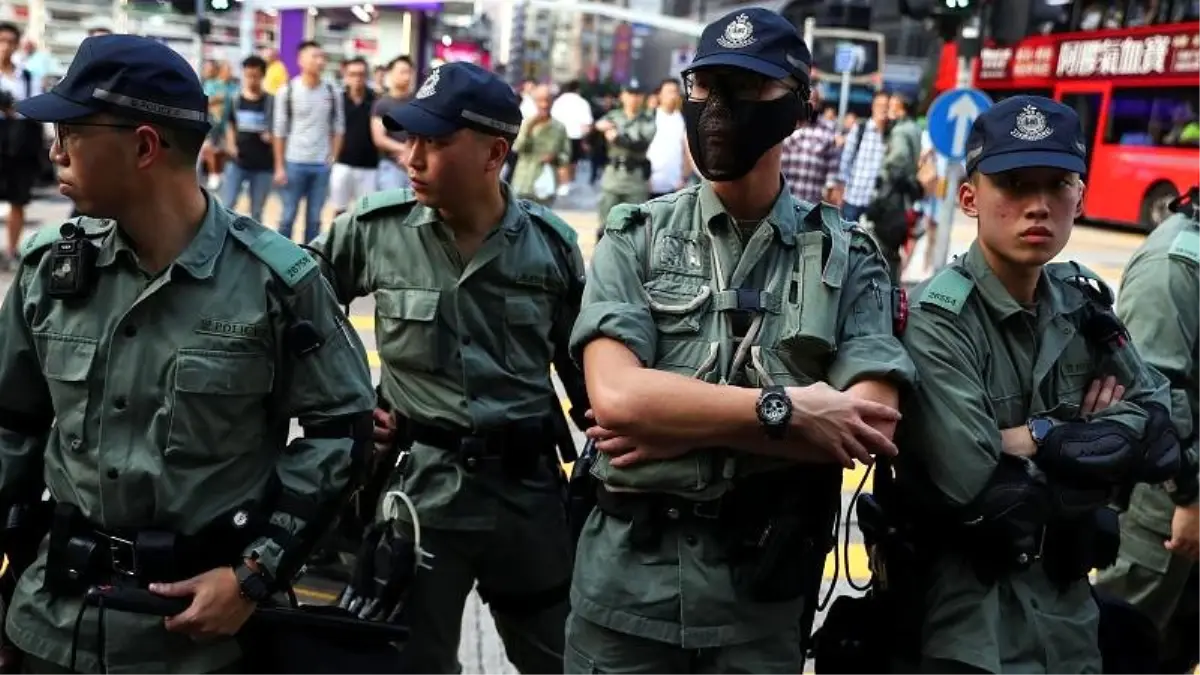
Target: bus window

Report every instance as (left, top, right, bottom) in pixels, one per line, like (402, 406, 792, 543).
(1104, 87, 1199, 148)
(1060, 92, 1102, 168)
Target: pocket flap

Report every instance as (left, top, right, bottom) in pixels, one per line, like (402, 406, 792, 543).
(175, 350, 275, 394)
(505, 296, 543, 326)
(40, 336, 97, 382)
(376, 288, 440, 322)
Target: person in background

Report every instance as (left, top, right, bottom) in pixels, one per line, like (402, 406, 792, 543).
(201, 60, 237, 190)
(372, 64, 387, 94)
(511, 83, 570, 205)
(330, 56, 378, 216)
(262, 46, 289, 95)
(371, 55, 414, 191)
(645, 77, 690, 199)
(594, 82, 654, 235)
(834, 91, 888, 222)
(221, 55, 275, 222)
(550, 79, 593, 196)
(0, 21, 41, 270)
(519, 78, 537, 119)
(16, 38, 53, 90)
(780, 80, 840, 205)
(273, 40, 344, 243)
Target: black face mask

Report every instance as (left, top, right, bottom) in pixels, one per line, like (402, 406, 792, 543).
(683, 91, 802, 182)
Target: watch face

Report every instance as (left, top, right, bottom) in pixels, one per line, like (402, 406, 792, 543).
(1030, 418, 1053, 442)
(761, 393, 790, 425)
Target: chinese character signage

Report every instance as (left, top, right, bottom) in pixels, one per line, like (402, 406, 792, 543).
(977, 24, 1199, 85)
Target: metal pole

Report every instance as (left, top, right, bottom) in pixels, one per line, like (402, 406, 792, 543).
(239, 0, 256, 59)
(194, 0, 206, 69)
(837, 69, 851, 125)
(930, 54, 972, 272)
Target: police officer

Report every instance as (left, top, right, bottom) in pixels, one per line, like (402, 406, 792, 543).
(595, 82, 655, 237)
(1094, 194, 1199, 674)
(567, 9, 915, 672)
(316, 62, 586, 674)
(0, 35, 375, 673)
(892, 96, 1186, 673)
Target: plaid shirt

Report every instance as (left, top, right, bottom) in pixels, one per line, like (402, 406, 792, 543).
(838, 118, 887, 208)
(781, 119, 840, 204)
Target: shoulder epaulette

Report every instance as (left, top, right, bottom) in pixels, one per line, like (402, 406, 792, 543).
(520, 199, 578, 249)
(356, 188, 417, 219)
(917, 267, 975, 315)
(227, 217, 317, 289)
(604, 203, 648, 233)
(1047, 261, 1114, 307)
(19, 218, 112, 264)
(1169, 228, 1200, 265)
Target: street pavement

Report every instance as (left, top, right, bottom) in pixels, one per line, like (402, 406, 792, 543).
(0, 184, 1151, 673)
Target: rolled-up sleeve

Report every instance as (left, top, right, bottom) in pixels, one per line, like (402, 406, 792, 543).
(826, 234, 918, 390)
(569, 213, 657, 368)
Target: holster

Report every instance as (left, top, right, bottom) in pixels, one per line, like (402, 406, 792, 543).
(407, 417, 555, 481)
(567, 441, 598, 548)
(1041, 507, 1121, 588)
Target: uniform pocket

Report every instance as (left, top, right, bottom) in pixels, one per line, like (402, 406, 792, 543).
(504, 294, 552, 370)
(166, 350, 274, 459)
(779, 231, 841, 357)
(376, 287, 440, 372)
(38, 334, 97, 448)
(644, 278, 710, 336)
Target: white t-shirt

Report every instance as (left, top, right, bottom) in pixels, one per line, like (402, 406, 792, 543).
(520, 94, 537, 120)
(550, 92, 593, 140)
(647, 108, 686, 194)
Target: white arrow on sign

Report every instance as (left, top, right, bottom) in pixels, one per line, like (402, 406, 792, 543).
(948, 93, 982, 158)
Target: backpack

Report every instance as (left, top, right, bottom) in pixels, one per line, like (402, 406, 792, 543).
(284, 79, 337, 134)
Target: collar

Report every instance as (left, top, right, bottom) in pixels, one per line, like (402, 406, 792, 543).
(697, 178, 798, 247)
(963, 240, 1075, 321)
(96, 189, 230, 280)
(408, 184, 526, 235)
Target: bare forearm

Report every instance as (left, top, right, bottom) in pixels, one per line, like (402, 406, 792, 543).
(273, 139, 286, 172)
(330, 134, 343, 161)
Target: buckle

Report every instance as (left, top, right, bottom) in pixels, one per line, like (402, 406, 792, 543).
(107, 535, 139, 577)
(459, 436, 488, 471)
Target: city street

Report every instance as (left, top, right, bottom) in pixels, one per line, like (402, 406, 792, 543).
(0, 187, 1151, 672)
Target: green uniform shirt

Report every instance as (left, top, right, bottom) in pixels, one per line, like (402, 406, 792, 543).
(1115, 212, 1199, 563)
(317, 187, 585, 531)
(568, 182, 916, 648)
(897, 240, 1173, 673)
(600, 108, 656, 194)
(511, 118, 571, 199)
(0, 192, 375, 673)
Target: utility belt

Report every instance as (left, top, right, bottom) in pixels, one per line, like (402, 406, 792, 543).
(608, 156, 650, 176)
(44, 502, 261, 597)
(401, 416, 556, 479)
(595, 466, 841, 603)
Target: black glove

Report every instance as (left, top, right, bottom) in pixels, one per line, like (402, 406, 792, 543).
(336, 519, 426, 623)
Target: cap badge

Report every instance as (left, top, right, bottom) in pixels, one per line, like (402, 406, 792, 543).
(416, 68, 440, 100)
(717, 13, 756, 49)
(1011, 104, 1052, 142)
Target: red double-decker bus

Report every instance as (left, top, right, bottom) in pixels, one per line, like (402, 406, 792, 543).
(935, 16, 1200, 231)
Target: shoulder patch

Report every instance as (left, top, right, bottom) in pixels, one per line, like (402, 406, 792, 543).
(520, 200, 578, 248)
(356, 188, 417, 219)
(918, 268, 975, 315)
(1169, 228, 1200, 265)
(604, 203, 648, 232)
(227, 218, 317, 288)
(19, 223, 64, 260)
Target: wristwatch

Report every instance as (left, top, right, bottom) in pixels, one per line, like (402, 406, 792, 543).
(1027, 416, 1057, 447)
(756, 385, 793, 440)
(234, 559, 273, 603)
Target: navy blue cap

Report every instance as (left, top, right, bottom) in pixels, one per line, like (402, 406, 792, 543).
(965, 95, 1087, 177)
(683, 8, 811, 83)
(383, 62, 522, 140)
(16, 34, 210, 132)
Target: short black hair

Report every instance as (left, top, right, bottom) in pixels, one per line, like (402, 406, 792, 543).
(658, 77, 680, 93)
(889, 91, 913, 115)
(0, 22, 21, 41)
(344, 56, 369, 71)
(561, 80, 580, 93)
(387, 55, 412, 70)
(100, 112, 206, 168)
(241, 55, 267, 72)
(297, 40, 321, 54)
